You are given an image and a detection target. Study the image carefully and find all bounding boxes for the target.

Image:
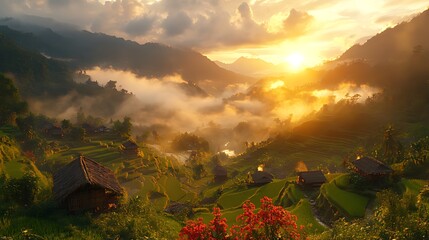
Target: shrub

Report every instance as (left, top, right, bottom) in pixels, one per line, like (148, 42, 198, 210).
(179, 196, 304, 240)
(4, 173, 38, 206)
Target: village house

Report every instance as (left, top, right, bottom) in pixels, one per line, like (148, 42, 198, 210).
(94, 125, 110, 133)
(250, 170, 274, 186)
(297, 170, 327, 187)
(121, 139, 139, 156)
(53, 156, 123, 212)
(213, 165, 228, 183)
(352, 156, 393, 179)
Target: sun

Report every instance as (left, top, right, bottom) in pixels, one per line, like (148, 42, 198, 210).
(286, 52, 305, 71)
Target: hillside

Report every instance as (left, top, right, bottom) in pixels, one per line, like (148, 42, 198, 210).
(215, 57, 286, 77)
(339, 9, 429, 63)
(0, 18, 255, 95)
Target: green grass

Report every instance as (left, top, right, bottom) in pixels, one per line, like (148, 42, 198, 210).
(290, 199, 326, 234)
(282, 183, 305, 204)
(321, 181, 369, 217)
(217, 187, 259, 209)
(400, 178, 427, 196)
(332, 174, 351, 189)
(249, 180, 287, 207)
(159, 175, 187, 201)
(3, 160, 26, 178)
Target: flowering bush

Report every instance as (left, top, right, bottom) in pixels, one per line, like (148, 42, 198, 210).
(179, 196, 304, 240)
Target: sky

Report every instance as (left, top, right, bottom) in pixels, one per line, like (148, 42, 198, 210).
(0, 0, 428, 67)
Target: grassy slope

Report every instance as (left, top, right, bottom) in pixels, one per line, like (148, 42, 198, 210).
(290, 199, 326, 233)
(45, 133, 196, 212)
(321, 175, 369, 218)
(196, 179, 325, 234)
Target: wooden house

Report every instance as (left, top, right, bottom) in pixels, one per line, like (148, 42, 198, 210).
(352, 156, 393, 179)
(53, 156, 123, 212)
(122, 139, 139, 156)
(213, 165, 228, 183)
(95, 126, 110, 133)
(250, 171, 274, 186)
(297, 170, 327, 187)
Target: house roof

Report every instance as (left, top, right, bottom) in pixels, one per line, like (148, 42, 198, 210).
(213, 165, 227, 176)
(297, 170, 326, 184)
(352, 156, 393, 175)
(53, 156, 123, 201)
(252, 171, 274, 184)
(122, 139, 138, 149)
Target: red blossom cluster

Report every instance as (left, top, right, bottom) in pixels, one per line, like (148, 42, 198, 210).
(179, 196, 304, 240)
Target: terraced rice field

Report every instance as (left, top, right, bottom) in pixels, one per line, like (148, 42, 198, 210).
(321, 178, 369, 217)
(290, 199, 326, 233)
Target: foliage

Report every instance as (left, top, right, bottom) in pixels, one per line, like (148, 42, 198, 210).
(69, 127, 86, 141)
(402, 136, 429, 177)
(0, 74, 28, 125)
(179, 196, 304, 240)
(320, 190, 429, 240)
(376, 125, 404, 164)
(172, 132, 210, 152)
(93, 197, 180, 239)
(3, 172, 38, 206)
(112, 117, 132, 137)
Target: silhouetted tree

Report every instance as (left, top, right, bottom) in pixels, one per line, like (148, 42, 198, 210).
(0, 74, 27, 125)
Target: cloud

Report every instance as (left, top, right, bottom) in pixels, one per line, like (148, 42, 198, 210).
(238, 2, 252, 20)
(0, 0, 314, 51)
(283, 9, 314, 37)
(124, 16, 155, 36)
(162, 11, 192, 36)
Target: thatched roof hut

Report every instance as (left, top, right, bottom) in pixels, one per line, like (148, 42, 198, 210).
(352, 157, 393, 177)
(122, 139, 139, 156)
(251, 171, 274, 186)
(213, 165, 228, 183)
(53, 156, 123, 212)
(297, 170, 326, 187)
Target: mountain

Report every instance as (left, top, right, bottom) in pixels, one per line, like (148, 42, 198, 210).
(339, 9, 429, 63)
(215, 57, 286, 78)
(0, 17, 255, 95)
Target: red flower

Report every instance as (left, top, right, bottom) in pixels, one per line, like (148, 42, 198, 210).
(178, 197, 305, 240)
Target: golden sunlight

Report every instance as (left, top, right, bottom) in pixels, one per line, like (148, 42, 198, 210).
(286, 52, 305, 71)
(269, 80, 285, 90)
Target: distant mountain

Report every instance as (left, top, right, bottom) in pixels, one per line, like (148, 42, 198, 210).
(339, 9, 429, 63)
(0, 17, 255, 95)
(215, 57, 286, 78)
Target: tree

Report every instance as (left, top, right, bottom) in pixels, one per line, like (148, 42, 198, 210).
(61, 119, 72, 135)
(0, 74, 28, 125)
(112, 117, 132, 137)
(171, 133, 210, 152)
(402, 136, 429, 177)
(70, 127, 86, 141)
(76, 107, 85, 125)
(379, 125, 403, 164)
(322, 190, 429, 240)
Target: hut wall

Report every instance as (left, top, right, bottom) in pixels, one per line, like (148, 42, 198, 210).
(66, 188, 107, 212)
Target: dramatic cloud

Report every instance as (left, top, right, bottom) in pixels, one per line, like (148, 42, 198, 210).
(283, 9, 314, 37)
(124, 16, 155, 36)
(162, 11, 192, 36)
(0, 0, 427, 66)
